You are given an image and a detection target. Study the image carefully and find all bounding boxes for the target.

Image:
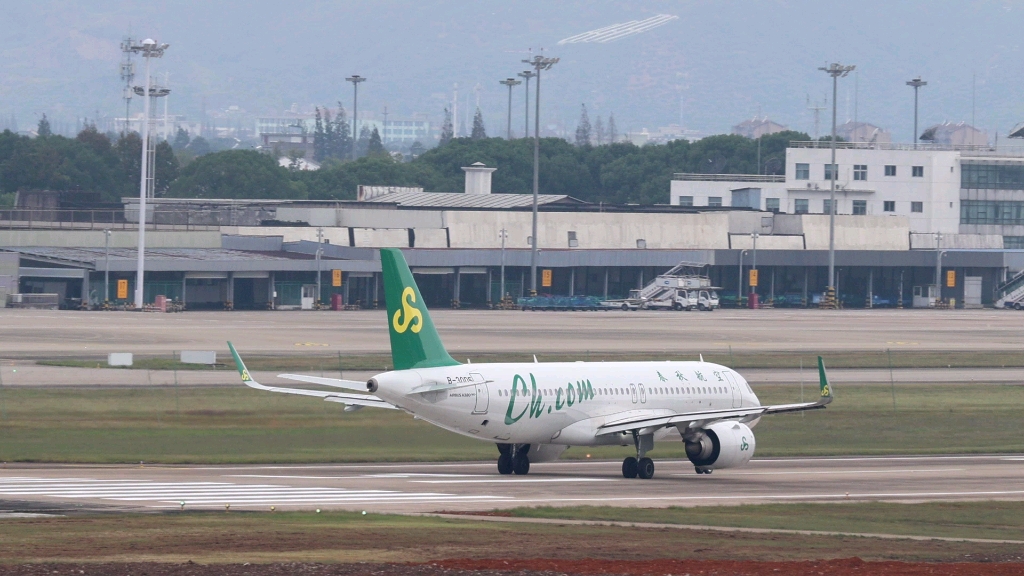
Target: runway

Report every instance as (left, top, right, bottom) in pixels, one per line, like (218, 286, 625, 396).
(2, 455, 1022, 514)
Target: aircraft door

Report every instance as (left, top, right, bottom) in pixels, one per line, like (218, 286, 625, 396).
(629, 383, 638, 404)
(638, 383, 647, 404)
(471, 372, 489, 414)
(724, 371, 739, 408)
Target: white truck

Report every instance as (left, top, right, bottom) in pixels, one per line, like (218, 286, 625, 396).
(685, 289, 720, 311)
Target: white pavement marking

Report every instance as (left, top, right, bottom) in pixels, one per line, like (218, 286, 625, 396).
(410, 478, 612, 484)
(0, 477, 502, 507)
(698, 468, 966, 477)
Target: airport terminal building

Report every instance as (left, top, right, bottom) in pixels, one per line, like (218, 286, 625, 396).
(4, 149, 1024, 310)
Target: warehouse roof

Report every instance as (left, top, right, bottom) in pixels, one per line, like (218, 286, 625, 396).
(359, 190, 587, 210)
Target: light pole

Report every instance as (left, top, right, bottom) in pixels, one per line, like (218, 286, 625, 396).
(818, 62, 855, 307)
(499, 78, 521, 139)
(907, 77, 927, 146)
(737, 250, 748, 306)
(346, 75, 366, 160)
(934, 232, 945, 304)
(518, 70, 536, 138)
(316, 227, 323, 308)
(128, 38, 169, 310)
(104, 229, 111, 303)
(499, 228, 508, 303)
(522, 55, 559, 296)
(750, 232, 759, 295)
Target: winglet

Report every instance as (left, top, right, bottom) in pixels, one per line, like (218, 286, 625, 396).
(817, 356, 833, 405)
(227, 341, 256, 386)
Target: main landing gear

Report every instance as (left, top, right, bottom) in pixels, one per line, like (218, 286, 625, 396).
(622, 431, 656, 479)
(497, 443, 531, 475)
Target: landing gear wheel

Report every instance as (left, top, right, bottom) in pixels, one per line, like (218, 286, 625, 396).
(694, 466, 713, 475)
(622, 457, 638, 478)
(512, 454, 530, 475)
(637, 457, 655, 479)
(497, 453, 513, 475)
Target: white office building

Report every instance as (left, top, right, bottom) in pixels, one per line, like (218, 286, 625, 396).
(670, 141, 1024, 249)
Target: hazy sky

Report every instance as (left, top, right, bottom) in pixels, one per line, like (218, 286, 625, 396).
(2, 1, 1022, 141)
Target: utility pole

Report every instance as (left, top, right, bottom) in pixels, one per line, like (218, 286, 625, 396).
(906, 77, 927, 146)
(499, 78, 521, 139)
(518, 70, 536, 138)
(129, 38, 169, 310)
(818, 62, 855, 308)
(522, 55, 559, 296)
(346, 75, 366, 160)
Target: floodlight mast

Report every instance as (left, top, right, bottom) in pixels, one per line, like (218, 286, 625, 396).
(906, 77, 927, 146)
(499, 78, 521, 139)
(518, 70, 536, 138)
(817, 62, 854, 308)
(128, 38, 169, 310)
(522, 55, 559, 296)
(346, 75, 366, 161)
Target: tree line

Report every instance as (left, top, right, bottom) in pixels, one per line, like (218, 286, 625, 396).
(0, 118, 809, 207)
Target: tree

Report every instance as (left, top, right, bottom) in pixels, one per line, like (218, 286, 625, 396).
(355, 125, 371, 158)
(366, 127, 386, 156)
(153, 140, 180, 196)
(471, 108, 487, 140)
(37, 114, 52, 137)
(409, 141, 426, 158)
(172, 128, 191, 151)
(575, 104, 592, 147)
(439, 107, 454, 146)
(607, 114, 617, 144)
(594, 116, 605, 146)
(167, 150, 301, 199)
(187, 136, 210, 156)
(312, 107, 326, 162)
(332, 104, 353, 160)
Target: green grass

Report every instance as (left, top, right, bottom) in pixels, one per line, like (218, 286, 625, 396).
(0, 383, 1021, 463)
(35, 348, 1024, 371)
(504, 501, 1024, 542)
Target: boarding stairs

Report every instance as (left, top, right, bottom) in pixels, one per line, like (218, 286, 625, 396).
(638, 262, 712, 304)
(995, 269, 1024, 309)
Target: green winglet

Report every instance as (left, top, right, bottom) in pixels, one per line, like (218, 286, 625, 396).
(817, 356, 833, 404)
(227, 341, 252, 383)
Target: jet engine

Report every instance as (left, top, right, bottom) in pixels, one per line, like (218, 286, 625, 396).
(684, 421, 755, 470)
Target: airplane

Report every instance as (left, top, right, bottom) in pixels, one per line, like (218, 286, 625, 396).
(228, 247, 833, 479)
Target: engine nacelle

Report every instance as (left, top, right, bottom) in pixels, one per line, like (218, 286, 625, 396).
(684, 421, 755, 470)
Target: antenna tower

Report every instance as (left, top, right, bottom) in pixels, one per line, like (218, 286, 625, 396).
(806, 95, 827, 139)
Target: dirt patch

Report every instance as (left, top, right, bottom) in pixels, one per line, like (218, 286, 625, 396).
(434, 558, 1024, 575)
(2, 561, 1024, 576)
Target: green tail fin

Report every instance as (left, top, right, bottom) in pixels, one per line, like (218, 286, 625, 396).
(380, 248, 460, 371)
(817, 356, 833, 404)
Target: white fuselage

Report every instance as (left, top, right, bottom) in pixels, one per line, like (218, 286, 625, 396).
(372, 361, 760, 447)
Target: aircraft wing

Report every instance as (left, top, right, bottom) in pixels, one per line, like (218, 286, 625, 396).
(597, 356, 834, 435)
(277, 374, 369, 391)
(228, 342, 397, 410)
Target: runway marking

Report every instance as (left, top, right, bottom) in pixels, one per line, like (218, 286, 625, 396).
(228, 473, 483, 480)
(0, 477, 502, 507)
(702, 468, 966, 477)
(410, 478, 612, 484)
(505, 489, 1024, 505)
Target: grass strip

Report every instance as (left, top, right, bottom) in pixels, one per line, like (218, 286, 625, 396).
(0, 509, 1021, 564)
(0, 384, 1020, 463)
(503, 501, 1024, 542)
(35, 349, 1024, 371)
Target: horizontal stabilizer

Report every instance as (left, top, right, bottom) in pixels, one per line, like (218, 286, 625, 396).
(277, 374, 368, 391)
(228, 342, 397, 410)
